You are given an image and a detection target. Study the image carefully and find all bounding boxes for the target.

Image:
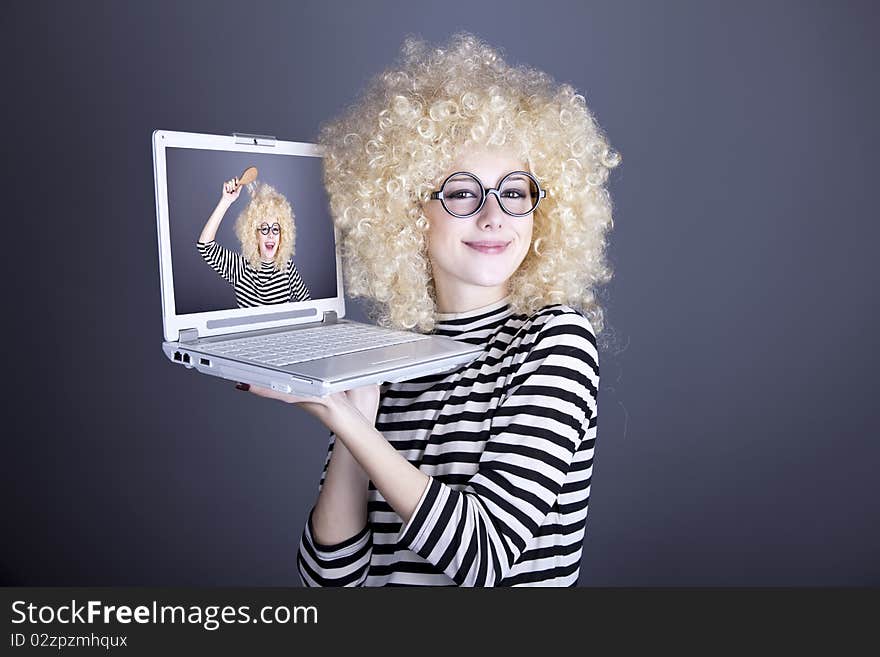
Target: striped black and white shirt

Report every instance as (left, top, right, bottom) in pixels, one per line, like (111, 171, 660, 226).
(297, 296, 599, 587)
(197, 240, 311, 307)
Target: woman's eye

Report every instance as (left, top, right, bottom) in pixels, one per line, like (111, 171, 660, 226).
(448, 189, 477, 198)
(501, 189, 525, 198)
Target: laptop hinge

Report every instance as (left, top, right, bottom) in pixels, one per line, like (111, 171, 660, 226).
(179, 328, 199, 343)
(233, 132, 276, 147)
(322, 311, 338, 324)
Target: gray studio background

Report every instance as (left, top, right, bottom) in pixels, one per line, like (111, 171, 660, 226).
(164, 146, 336, 314)
(4, 0, 878, 586)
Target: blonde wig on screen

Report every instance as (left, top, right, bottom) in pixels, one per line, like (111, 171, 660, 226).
(234, 181, 297, 272)
(320, 32, 620, 333)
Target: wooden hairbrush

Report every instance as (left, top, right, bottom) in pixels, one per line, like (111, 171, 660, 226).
(235, 166, 258, 189)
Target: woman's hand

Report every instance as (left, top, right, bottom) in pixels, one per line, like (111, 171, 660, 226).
(220, 177, 242, 204)
(236, 382, 381, 427)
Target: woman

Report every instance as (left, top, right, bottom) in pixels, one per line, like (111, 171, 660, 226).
(240, 33, 619, 586)
(197, 178, 311, 307)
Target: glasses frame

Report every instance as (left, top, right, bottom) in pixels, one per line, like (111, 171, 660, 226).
(258, 222, 281, 236)
(429, 170, 547, 219)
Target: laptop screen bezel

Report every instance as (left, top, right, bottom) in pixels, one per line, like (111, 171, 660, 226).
(153, 129, 345, 342)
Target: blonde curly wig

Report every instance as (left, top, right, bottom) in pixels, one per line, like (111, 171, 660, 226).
(320, 32, 620, 333)
(234, 181, 297, 272)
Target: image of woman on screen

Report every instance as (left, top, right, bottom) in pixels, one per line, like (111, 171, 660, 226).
(197, 179, 311, 307)
(239, 33, 620, 586)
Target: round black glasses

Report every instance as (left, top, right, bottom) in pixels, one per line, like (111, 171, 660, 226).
(258, 223, 281, 236)
(429, 170, 546, 218)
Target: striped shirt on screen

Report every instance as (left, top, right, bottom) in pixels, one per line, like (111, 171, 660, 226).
(197, 240, 311, 307)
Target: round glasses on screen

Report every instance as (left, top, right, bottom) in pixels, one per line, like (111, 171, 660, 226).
(430, 170, 546, 218)
(258, 222, 281, 235)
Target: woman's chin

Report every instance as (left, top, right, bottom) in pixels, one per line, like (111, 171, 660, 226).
(461, 270, 516, 288)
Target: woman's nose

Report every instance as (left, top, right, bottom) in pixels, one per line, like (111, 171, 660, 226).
(477, 195, 505, 229)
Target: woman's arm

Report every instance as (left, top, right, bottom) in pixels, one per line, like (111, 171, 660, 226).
(198, 177, 240, 244)
(296, 432, 374, 587)
(310, 388, 377, 543)
(246, 383, 427, 586)
(295, 387, 379, 587)
(197, 240, 244, 286)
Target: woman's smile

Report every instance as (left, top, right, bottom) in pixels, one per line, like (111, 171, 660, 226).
(463, 240, 511, 255)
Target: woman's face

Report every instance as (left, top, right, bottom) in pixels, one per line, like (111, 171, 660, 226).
(424, 147, 533, 310)
(258, 221, 281, 262)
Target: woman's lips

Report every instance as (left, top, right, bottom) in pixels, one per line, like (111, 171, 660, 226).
(464, 241, 510, 254)
(265, 242, 275, 249)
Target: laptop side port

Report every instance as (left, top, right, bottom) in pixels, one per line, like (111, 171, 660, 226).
(199, 357, 211, 366)
(173, 351, 182, 362)
(182, 353, 191, 364)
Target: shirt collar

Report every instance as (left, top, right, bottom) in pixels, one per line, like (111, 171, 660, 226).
(434, 295, 514, 343)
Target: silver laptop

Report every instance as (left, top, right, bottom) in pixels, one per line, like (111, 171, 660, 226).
(153, 129, 481, 396)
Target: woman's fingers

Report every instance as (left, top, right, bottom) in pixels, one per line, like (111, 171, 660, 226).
(244, 383, 302, 404)
(222, 178, 242, 199)
(237, 382, 327, 405)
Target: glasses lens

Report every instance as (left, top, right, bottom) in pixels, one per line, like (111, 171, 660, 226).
(442, 174, 483, 216)
(259, 223, 270, 235)
(499, 174, 539, 215)
(271, 223, 281, 235)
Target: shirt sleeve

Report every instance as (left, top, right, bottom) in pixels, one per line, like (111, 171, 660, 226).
(196, 240, 244, 286)
(297, 432, 373, 587)
(395, 310, 599, 586)
(287, 260, 312, 302)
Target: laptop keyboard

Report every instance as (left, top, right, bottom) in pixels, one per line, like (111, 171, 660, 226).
(197, 322, 431, 367)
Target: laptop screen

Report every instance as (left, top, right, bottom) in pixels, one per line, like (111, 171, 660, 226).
(164, 145, 337, 316)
